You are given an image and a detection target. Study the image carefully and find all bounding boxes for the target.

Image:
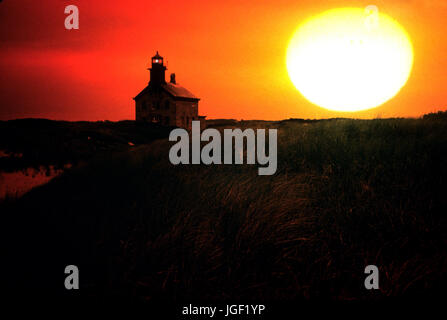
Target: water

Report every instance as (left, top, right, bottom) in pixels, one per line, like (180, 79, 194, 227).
(0, 165, 71, 199)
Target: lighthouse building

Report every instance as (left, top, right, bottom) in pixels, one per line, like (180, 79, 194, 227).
(133, 52, 204, 130)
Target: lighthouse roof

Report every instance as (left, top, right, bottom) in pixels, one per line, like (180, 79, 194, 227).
(152, 51, 163, 59)
(134, 82, 199, 102)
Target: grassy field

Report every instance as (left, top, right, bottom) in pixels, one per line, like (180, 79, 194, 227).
(1, 116, 446, 303)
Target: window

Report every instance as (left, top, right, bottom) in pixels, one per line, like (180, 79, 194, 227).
(151, 101, 160, 111)
(165, 100, 170, 110)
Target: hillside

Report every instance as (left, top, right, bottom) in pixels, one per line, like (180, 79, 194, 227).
(0, 119, 172, 172)
(1, 117, 446, 305)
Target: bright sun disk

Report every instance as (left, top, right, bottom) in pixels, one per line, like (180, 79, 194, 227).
(286, 7, 414, 112)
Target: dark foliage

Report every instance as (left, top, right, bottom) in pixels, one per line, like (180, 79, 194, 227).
(1, 117, 446, 304)
(0, 119, 172, 172)
(422, 110, 447, 120)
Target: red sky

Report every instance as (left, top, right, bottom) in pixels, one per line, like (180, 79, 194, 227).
(0, 0, 446, 121)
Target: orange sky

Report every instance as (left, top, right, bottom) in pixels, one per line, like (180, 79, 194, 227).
(0, 0, 446, 120)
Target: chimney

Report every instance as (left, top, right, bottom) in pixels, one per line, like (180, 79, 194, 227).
(170, 73, 176, 84)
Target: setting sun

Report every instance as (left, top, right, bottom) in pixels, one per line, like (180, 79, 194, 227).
(286, 7, 414, 112)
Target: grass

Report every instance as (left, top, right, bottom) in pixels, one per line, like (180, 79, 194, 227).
(1, 116, 446, 302)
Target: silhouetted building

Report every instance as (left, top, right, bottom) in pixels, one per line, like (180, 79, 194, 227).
(133, 52, 205, 130)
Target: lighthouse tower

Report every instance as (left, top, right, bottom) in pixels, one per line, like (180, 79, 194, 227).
(149, 51, 166, 86)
